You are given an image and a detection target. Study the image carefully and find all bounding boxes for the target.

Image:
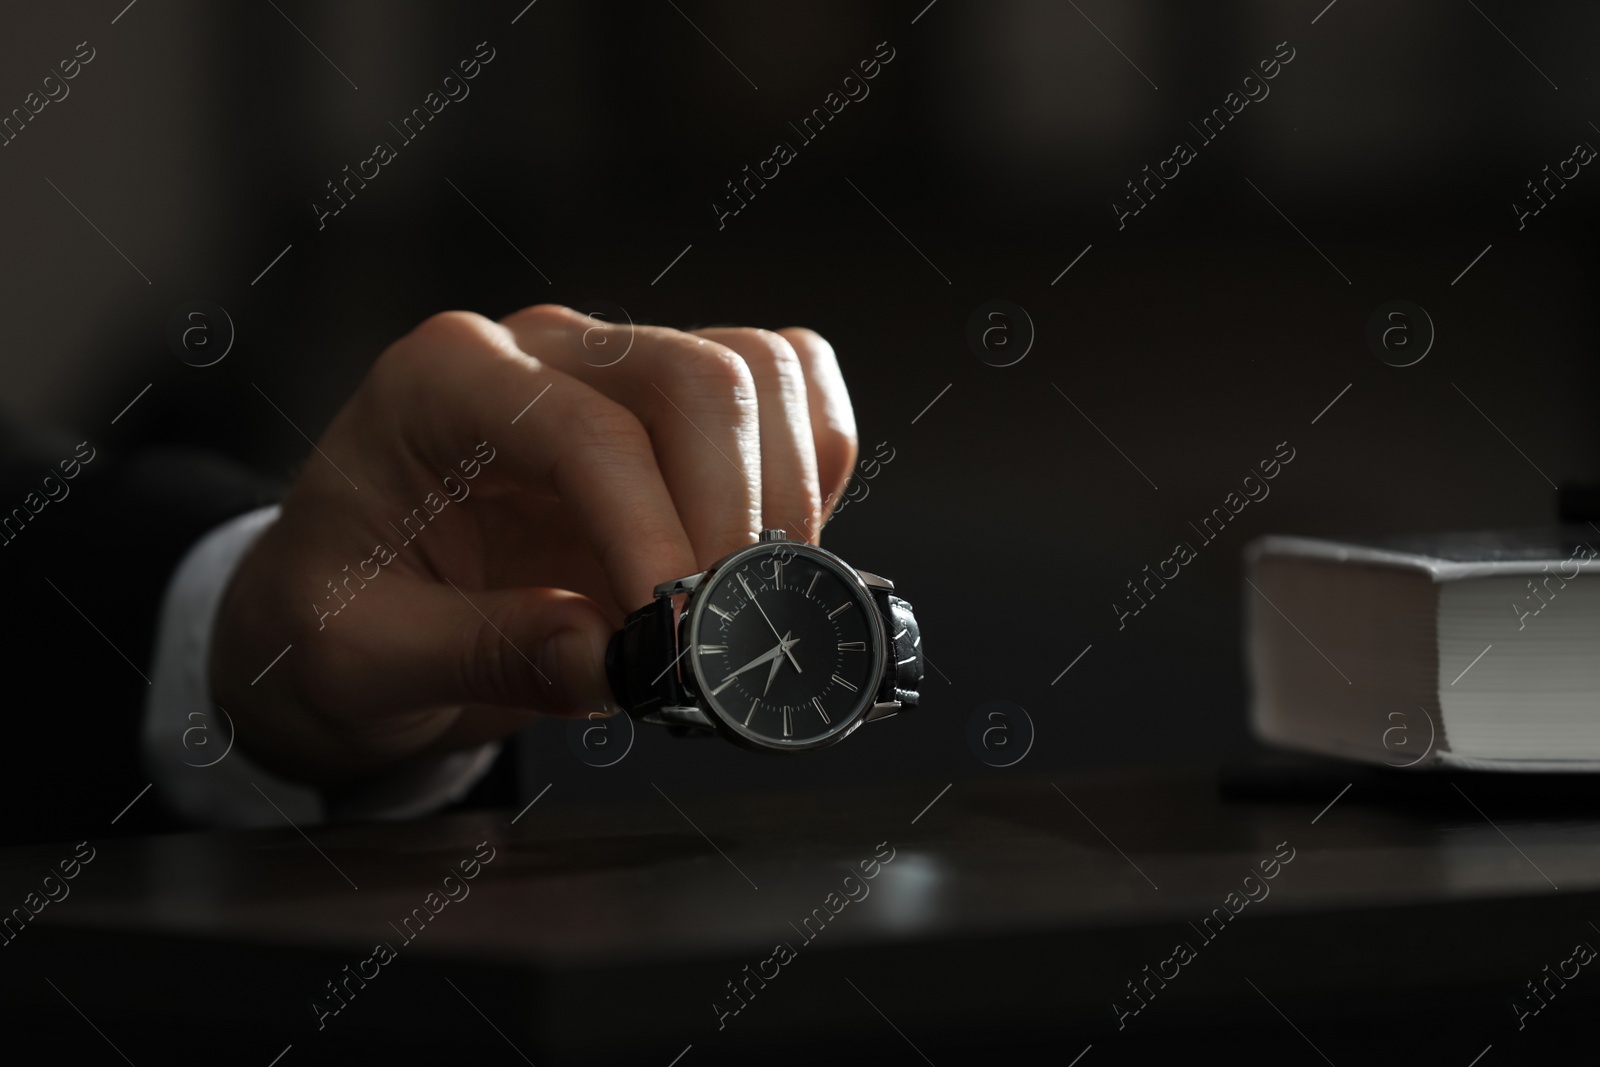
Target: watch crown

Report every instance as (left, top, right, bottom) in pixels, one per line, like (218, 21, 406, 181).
(759, 529, 787, 542)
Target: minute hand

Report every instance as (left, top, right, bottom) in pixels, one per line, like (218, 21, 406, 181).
(738, 573, 803, 672)
(716, 636, 802, 689)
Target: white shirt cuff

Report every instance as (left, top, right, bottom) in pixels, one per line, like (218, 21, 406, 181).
(142, 504, 500, 828)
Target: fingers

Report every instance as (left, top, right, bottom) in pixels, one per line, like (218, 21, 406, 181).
(692, 327, 821, 540)
(498, 305, 763, 571)
(777, 328, 858, 539)
(370, 311, 699, 611)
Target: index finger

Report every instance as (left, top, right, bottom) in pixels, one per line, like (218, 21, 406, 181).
(372, 311, 698, 611)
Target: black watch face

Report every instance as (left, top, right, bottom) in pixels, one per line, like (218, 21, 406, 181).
(688, 544, 882, 749)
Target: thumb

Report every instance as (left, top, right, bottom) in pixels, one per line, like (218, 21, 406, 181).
(323, 579, 620, 719)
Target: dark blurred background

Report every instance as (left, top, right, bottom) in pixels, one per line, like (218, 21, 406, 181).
(2, 0, 1596, 810)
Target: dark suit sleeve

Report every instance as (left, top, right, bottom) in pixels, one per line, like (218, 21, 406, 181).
(0, 420, 280, 844)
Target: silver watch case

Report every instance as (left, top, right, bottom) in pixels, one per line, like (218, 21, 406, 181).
(646, 535, 900, 753)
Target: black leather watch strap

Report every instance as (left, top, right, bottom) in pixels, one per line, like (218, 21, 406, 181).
(605, 598, 682, 715)
(874, 592, 924, 706)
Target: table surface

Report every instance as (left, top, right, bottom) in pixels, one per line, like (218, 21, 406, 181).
(5, 760, 1600, 1064)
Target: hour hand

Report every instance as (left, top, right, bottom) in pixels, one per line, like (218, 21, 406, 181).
(717, 635, 799, 687)
(779, 634, 802, 673)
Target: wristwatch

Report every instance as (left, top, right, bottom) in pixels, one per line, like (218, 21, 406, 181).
(605, 529, 924, 752)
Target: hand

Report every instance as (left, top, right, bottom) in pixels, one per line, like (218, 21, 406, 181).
(210, 306, 858, 789)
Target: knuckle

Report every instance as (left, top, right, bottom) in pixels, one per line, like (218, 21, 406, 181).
(409, 309, 501, 348)
(724, 328, 805, 379)
(501, 303, 580, 332)
(378, 311, 507, 390)
(822, 427, 860, 496)
(784, 326, 832, 347)
(778, 327, 837, 375)
(662, 336, 756, 401)
(839, 433, 862, 477)
(817, 399, 859, 455)
(813, 387, 859, 477)
(834, 423, 861, 459)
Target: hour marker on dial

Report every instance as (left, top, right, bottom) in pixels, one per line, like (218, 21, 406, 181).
(710, 605, 734, 622)
(774, 561, 783, 589)
(812, 696, 831, 724)
(832, 673, 857, 692)
(828, 603, 851, 619)
(782, 707, 793, 737)
(745, 698, 761, 726)
(838, 641, 866, 651)
(737, 573, 755, 598)
(699, 644, 727, 655)
(806, 572, 820, 597)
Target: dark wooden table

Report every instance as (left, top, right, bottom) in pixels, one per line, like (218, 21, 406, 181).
(4, 761, 1598, 1065)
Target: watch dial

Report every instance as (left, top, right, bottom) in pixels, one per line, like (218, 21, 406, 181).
(690, 546, 879, 746)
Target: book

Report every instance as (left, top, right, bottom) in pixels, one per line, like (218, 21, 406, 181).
(1244, 527, 1600, 771)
